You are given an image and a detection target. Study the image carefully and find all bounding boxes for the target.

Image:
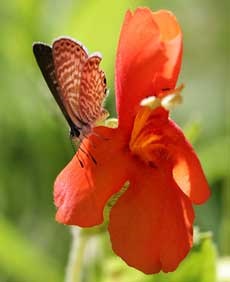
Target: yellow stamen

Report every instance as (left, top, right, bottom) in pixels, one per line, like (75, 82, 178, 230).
(161, 84, 184, 110)
(140, 96, 161, 110)
(161, 92, 183, 110)
(139, 83, 185, 111)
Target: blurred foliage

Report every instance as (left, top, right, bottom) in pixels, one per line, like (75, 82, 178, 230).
(0, 217, 62, 282)
(0, 0, 228, 281)
(69, 229, 216, 282)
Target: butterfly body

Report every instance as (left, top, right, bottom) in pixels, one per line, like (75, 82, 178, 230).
(33, 37, 108, 141)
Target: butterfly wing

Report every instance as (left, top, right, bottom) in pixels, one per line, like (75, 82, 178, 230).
(52, 38, 88, 129)
(33, 43, 77, 131)
(78, 54, 108, 125)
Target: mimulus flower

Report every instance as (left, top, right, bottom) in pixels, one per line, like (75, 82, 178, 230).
(54, 8, 210, 274)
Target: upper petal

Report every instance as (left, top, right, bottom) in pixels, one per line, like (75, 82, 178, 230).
(54, 127, 129, 227)
(108, 161, 194, 274)
(116, 8, 182, 134)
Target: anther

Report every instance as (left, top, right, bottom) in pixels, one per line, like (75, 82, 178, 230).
(140, 96, 161, 110)
(161, 84, 184, 110)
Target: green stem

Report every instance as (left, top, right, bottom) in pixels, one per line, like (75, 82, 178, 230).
(65, 228, 88, 282)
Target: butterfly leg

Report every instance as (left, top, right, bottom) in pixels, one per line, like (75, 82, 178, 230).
(78, 141, 97, 165)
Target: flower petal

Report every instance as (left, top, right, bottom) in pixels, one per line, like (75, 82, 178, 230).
(128, 106, 210, 204)
(168, 120, 210, 204)
(108, 162, 194, 274)
(116, 8, 182, 134)
(152, 10, 182, 93)
(54, 127, 129, 227)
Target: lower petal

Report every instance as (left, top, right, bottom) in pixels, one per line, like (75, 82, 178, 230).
(108, 162, 194, 274)
(54, 127, 129, 227)
(168, 120, 210, 204)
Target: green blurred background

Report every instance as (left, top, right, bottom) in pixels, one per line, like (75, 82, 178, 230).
(0, 0, 229, 281)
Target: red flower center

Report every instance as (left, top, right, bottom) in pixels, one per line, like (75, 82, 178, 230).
(129, 84, 184, 166)
(130, 107, 166, 165)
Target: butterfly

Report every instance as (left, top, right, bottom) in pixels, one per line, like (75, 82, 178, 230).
(33, 37, 109, 144)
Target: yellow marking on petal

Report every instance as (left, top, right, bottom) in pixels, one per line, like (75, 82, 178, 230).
(129, 107, 164, 164)
(140, 135, 162, 148)
(129, 107, 152, 150)
(131, 131, 163, 162)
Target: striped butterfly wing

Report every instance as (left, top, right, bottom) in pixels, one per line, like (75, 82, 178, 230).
(52, 38, 88, 129)
(33, 43, 79, 135)
(52, 38, 108, 133)
(79, 55, 108, 124)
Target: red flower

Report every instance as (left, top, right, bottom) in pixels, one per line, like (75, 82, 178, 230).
(54, 8, 210, 274)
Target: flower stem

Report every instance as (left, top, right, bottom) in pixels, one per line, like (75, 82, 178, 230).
(65, 227, 88, 282)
